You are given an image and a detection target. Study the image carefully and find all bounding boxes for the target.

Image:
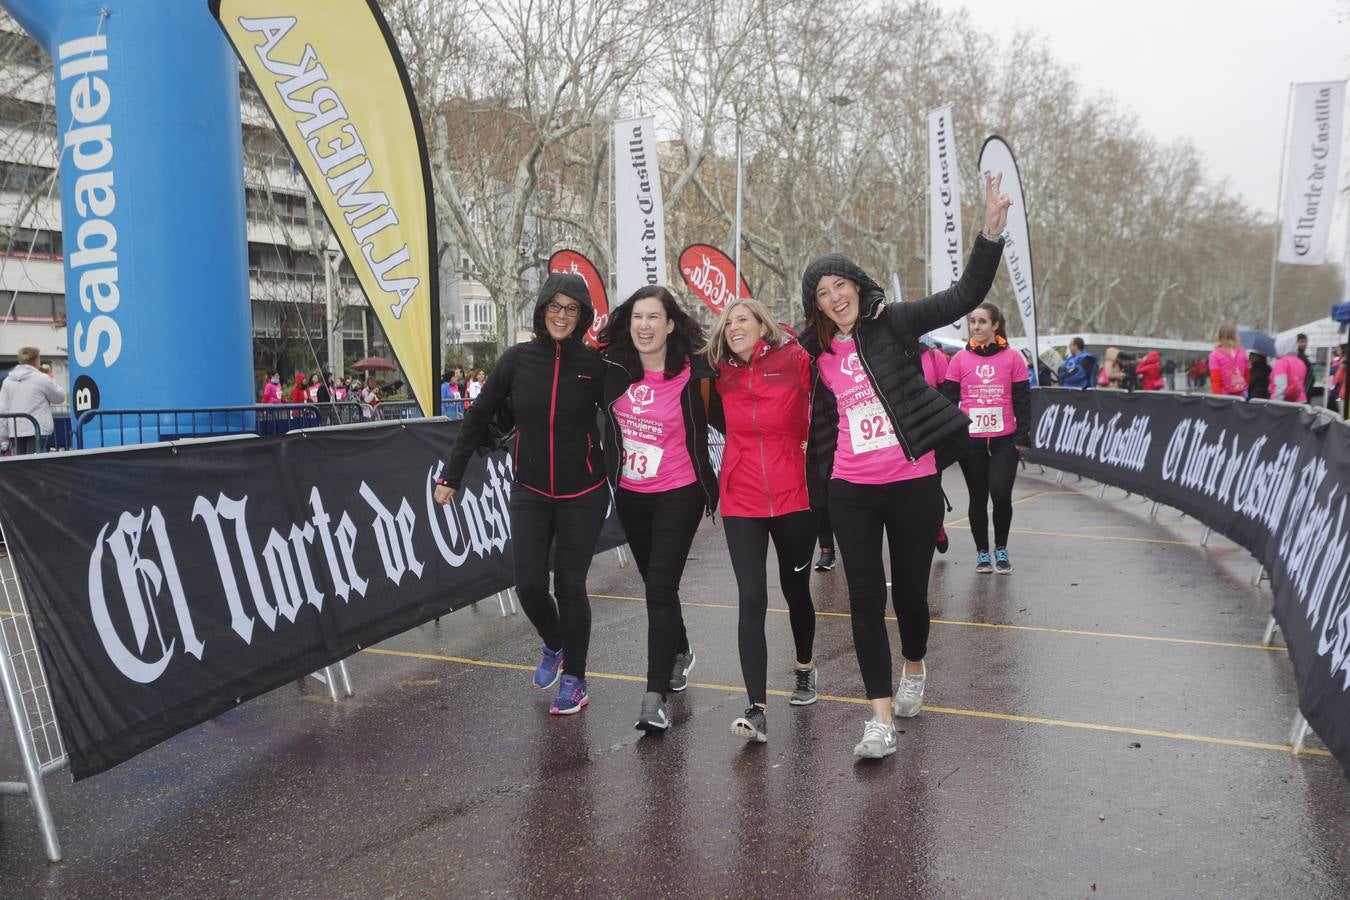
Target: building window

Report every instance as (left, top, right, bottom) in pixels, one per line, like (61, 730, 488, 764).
(0, 161, 57, 195)
(5, 291, 62, 322)
(0, 226, 62, 258)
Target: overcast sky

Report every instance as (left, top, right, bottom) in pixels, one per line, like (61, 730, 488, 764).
(945, 0, 1350, 223)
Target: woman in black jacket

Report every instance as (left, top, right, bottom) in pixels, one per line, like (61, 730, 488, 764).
(434, 273, 606, 716)
(599, 286, 718, 734)
(800, 173, 1010, 759)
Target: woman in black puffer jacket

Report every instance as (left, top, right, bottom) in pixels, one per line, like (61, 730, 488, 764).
(435, 272, 606, 717)
(800, 173, 1010, 760)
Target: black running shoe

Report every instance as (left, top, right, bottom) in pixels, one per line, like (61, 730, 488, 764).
(814, 547, 836, 571)
(731, 706, 768, 743)
(635, 691, 670, 734)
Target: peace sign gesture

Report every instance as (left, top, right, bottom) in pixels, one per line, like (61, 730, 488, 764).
(982, 172, 1013, 239)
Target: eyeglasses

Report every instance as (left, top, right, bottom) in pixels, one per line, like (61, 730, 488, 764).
(546, 301, 581, 317)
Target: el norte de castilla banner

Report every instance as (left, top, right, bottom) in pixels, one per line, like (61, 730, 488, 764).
(0, 422, 625, 780)
(1027, 388, 1350, 776)
(212, 0, 439, 415)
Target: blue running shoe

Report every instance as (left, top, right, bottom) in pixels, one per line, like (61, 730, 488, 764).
(975, 551, 993, 574)
(534, 646, 564, 690)
(994, 548, 1013, 574)
(550, 674, 589, 715)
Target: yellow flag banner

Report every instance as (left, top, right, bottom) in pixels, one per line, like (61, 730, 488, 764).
(211, 0, 439, 415)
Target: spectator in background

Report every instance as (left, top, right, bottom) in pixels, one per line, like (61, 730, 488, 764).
(441, 372, 463, 421)
(1247, 352, 1271, 401)
(360, 376, 382, 419)
(1056, 337, 1097, 389)
(467, 369, 485, 403)
(289, 372, 308, 404)
(306, 374, 321, 403)
(1136, 351, 1164, 391)
(1020, 348, 1038, 386)
(1336, 344, 1349, 419)
(261, 373, 282, 404)
(1098, 347, 1125, 388)
(316, 372, 333, 405)
(1208, 324, 1248, 397)
(1163, 357, 1177, 391)
(1187, 357, 1208, 390)
(0, 346, 65, 455)
(1296, 333, 1316, 400)
(1270, 335, 1309, 403)
(1328, 347, 1342, 411)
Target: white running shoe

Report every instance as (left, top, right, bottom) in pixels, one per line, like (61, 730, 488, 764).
(853, 716, 897, 758)
(892, 661, 927, 718)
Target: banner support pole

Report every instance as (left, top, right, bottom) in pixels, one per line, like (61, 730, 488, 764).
(733, 126, 742, 303)
(1267, 83, 1294, 334)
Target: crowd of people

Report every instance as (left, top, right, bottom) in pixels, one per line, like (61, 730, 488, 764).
(433, 171, 1015, 759)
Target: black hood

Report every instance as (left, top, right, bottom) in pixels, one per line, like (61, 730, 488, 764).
(533, 272, 595, 341)
(800, 253, 887, 322)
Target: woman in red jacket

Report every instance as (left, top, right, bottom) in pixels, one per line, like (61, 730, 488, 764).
(704, 298, 817, 743)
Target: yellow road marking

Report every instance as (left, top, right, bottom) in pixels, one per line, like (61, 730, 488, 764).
(589, 594, 1282, 653)
(1009, 527, 1205, 547)
(361, 647, 1331, 759)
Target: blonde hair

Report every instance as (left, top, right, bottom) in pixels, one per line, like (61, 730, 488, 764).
(16, 346, 39, 366)
(1215, 324, 1239, 349)
(701, 299, 785, 367)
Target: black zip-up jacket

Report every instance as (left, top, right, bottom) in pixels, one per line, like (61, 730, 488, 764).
(601, 354, 719, 515)
(440, 274, 606, 497)
(939, 341, 1032, 447)
(800, 234, 1004, 508)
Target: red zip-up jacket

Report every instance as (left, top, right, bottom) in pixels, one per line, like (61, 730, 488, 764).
(711, 338, 812, 518)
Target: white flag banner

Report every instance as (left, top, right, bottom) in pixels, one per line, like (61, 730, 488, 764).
(978, 135, 1037, 364)
(1279, 81, 1346, 265)
(927, 105, 966, 342)
(613, 116, 667, 300)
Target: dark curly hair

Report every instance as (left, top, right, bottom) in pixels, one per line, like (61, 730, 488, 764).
(598, 285, 704, 380)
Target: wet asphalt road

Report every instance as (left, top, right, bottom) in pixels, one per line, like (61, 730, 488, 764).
(1, 467, 1347, 898)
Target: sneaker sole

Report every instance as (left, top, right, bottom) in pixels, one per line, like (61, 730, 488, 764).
(814, 562, 834, 571)
(534, 669, 563, 690)
(853, 742, 898, 759)
(549, 696, 589, 715)
(788, 694, 818, 706)
(996, 566, 1013, 574)
(975, 566, 993, 574)
(892, 701, 922, 718)
(635, 718, 670, 733)
(730, 719, 768, 743)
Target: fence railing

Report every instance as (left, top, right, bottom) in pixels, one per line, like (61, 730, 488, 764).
(0, 414, 43, 457)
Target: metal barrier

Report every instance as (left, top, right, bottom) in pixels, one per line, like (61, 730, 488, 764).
(0, 518, 66, 861)
(0, 413, 44, 456)
(74, 403, 338, 448)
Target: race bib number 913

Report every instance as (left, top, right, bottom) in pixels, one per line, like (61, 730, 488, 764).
(621, 440, 664, 480)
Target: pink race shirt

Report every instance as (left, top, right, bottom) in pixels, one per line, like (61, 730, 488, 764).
(818, 336, 936, 484)
(1270, 354, 1308, 402)
(1208, 347, 1248, 396)
(613, 364, 696, 493)
(946, 346, 1028, 439)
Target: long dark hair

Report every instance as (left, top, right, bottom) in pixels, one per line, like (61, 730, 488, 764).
(972, 301, 1008, 342)
(599, 285, 703, 380)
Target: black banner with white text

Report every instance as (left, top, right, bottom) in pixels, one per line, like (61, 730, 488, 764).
(1027, 389, 1350, 775)
(0, 421, 624, 779)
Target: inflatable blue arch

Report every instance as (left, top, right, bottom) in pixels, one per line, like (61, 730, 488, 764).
(3, 0, 253, 439)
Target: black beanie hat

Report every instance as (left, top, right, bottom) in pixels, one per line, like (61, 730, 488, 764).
(534, 272, 595, 340)
(800, 253, 887, 322)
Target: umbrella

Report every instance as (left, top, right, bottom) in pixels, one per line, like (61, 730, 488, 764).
(351, 356, 397, 372)
(1238, 330, 1276, 359)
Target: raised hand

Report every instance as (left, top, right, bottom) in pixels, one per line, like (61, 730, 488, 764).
(983, 172, 1013, 237)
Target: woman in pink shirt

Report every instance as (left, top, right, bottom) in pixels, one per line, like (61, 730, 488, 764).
(599, 286, 719, 735)
(943, 303, 1030, 574)
(1269, 335, 1309, 403)
(1208, 324, 1249, 397)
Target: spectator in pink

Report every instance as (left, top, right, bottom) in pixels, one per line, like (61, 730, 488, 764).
(1208, 324, 1248, 397)
(1270, 335, 1309, 403)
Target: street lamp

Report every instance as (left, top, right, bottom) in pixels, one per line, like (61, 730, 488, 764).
(445, 314, 461, 368)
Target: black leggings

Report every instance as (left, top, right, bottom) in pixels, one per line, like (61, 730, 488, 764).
(722, 510, 817, 706)
(817, 507, 834, 551)
(509, 485, 609, 680)
(957, 435, 1020, 552)
(828, 475, 943, 700)
(615, 482, 704, 694)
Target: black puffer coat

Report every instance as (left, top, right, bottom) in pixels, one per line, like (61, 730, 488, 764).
(799, 233, 1004, 507)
